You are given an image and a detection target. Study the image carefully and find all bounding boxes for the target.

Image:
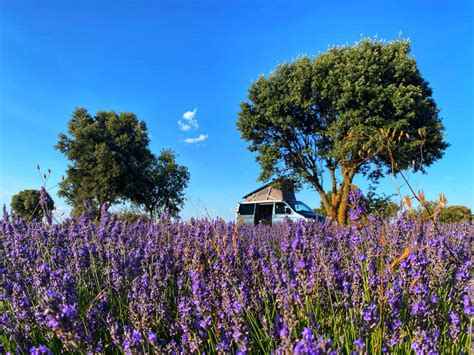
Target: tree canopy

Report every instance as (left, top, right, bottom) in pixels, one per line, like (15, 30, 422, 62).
(365, 189, 400, 218)
(11, 188, 55, 220)
(237, 38, 448, 224)
(439, 206, 472, 224)
(56, 108, 189, 217)
(131, 149, 190, 219)
(419, 202, 472, 224)
(56, 108, 190, 218)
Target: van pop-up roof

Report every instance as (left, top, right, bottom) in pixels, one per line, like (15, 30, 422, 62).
(243, 181, 296, 202)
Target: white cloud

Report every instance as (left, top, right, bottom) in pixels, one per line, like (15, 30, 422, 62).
(183, 108, 197, 121)
(184, 134, 208, 144)
(178, 122, 192, 131)
(178, 108, 198, 131)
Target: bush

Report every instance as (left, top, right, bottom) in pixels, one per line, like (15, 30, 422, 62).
(11, 188, 55, 220)
(113, 209, 149, 223)
(439, 205, 472, 224)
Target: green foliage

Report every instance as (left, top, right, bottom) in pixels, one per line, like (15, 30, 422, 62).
(439, 205, 472, 224)
(11, 189, 55, 220)
(113, 207, 149, 223)
(313, 207, 327, 218)
(131, 149, 190, 218)
(413, 201, 471, 224)
(237, 38, 448, 224)
(365, 189, 400, 218)
(55, 108, 154, 215)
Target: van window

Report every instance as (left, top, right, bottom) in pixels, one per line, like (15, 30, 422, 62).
(275, 202, 287, 214)
(238, 203, 255, 215)
(287, 200, 317, 218)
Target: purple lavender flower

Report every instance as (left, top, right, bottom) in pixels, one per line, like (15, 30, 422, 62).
(148, 330, 158, 344)
(0, 209, 471, 353)
(354, 336, 365, 349)
(39, 187, 49, 209)
(448, 312, 460, 340)
(411, 301, 427, 317)
(348, 189, 366, 221)
(279, 323, 288, 339)
(411, 327, 439, 354)
(362, 302, 379, 330)
(29, 345, 52, 355)
(463, 294, 474, 317)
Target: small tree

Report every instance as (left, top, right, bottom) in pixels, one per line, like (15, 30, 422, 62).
(237, 38, 448, 225)
(132, 149, 190, 219)
(56, 108, 154, 216)
(439, 205, 472, 224)
(11, 189, 55, 220)
(113, 207, 150, 223)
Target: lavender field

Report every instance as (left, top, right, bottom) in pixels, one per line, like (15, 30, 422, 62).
(1, 208, 472, 354)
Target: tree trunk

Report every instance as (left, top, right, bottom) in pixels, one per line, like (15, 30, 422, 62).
(336, 183, 351, 225)
(311, 166, 355, 225)
(335, 168, 355, 225)
(317, 189, 336, 219)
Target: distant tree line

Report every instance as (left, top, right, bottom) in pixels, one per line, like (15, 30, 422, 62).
(417, 201, 472, 224)
(313, 190, 472, 224)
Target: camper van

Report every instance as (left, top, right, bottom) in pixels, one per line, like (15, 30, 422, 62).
(236, 182, 324, 225)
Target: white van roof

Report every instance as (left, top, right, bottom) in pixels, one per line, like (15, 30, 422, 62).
(242, 181, 296, 202)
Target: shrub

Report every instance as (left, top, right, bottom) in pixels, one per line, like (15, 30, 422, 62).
(439, 205, 472, 224)
(10, 188, 55, 220)
(113, 208, 150, 223)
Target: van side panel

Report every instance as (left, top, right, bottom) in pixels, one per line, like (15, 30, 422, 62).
(272, 202, 288, 224)
(237, 200, 314, 225)
(237, 203, 256, 225)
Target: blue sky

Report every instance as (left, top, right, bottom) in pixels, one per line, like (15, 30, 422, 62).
(1, 0, 472, 220)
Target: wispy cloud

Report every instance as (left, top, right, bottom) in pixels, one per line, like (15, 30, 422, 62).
(178, 108, 198, 131)
(184, 134, 208, 144)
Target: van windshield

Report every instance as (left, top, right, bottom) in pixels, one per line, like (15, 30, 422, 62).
(287, 201, 317, 217)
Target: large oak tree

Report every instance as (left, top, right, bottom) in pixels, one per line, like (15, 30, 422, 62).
(237, 38, 448, 225)
(56, 108, 154, 216)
